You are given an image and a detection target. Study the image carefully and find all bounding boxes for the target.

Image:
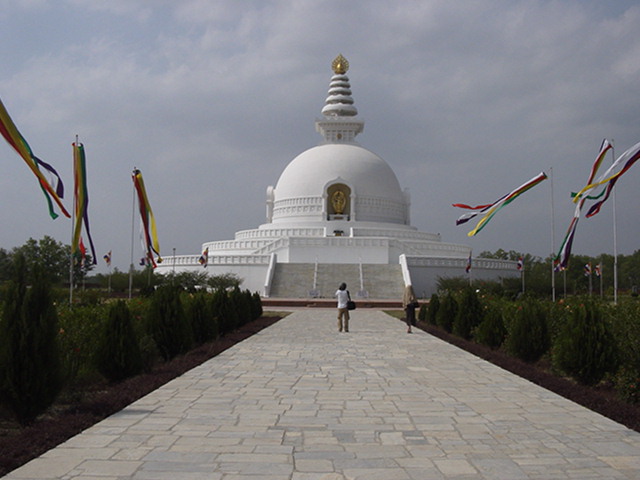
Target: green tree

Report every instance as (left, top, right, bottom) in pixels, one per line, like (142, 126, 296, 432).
(211, 288, 238, 335)
(158, 271, 210, 292)
(11, 236, 69, 284)
(0, 248, 11, 283)
(0, 254, 62, 424)
(553, 300, 618, 385)
(426, 293, 439, 325)
(505, 298, 550, 362)
(474, 299, 507, 349)
(185, 292, 218, 344)
(435, 291, 457, 333)
(94, 301, 143, 382)
(146, 286, 193, 360)
(453, 287, 483, 340)
(207, 273, 241, 291)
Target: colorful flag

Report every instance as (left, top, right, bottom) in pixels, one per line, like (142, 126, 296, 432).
(586, 143, 640, 218)
(132, 168, 161, 268)
(517, 257, 524, 271)
(78, 237, 87, 267)
(595, 264, 601, 277)
(581, 140, 640, 218)
(199, 247, 209, 267)
(453, 172, 547, 237)
(103, 250, 112, 267)
(71, 142, 97, 264)
(584, 263, 592, 276)
(465, 252, 472, 273)
(0, 97, 69, 219)
(554, 140, 612, 270)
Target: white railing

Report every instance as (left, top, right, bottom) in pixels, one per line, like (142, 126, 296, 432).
(264, 253, 277, 297)
(399, 254, 412, 286)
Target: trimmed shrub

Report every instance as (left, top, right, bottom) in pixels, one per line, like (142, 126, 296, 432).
(230, 287, 252, 329)
(427, 293, 439, 325)
(610, 301, 640, 401)
(146, 286, 193, 360)
(453, 287, 483, 340)
(186, 292, 217, 344)
(616, 366, 640, 404)
(0, 257, 62, 425)
(417, 303, 428, 322)
(57, 304, 105, 384)
(435, 292, 457, 333)
(504, 298, 549, 363)
(250, 291, 263, 321)
(94, 301, 143, 382)
(552, 301, 618, 385)
(474, 302, 506, 349)
(211, 288, 238, 335)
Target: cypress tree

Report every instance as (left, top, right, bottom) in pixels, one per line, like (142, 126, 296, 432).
(250, 291, 263, 321)
(453, 287, 483, 340)
(435, 292, 457, 333)
(186, 292, 217, 344)
(505, 298, 549, 363)
(427, 293, 439, 325)
(146, 286, 193, 360)
(94, 301, 143, 382)
(553, 300, 618, 385)
(0, 255, 62, 425)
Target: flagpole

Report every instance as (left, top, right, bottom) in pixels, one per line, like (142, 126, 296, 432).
(611, 140, 618, 304)
(599, 261, 603, 298)
(129, 168, 136, 300)
(69, 134, 78, 306)
(549, 166, 556, 301)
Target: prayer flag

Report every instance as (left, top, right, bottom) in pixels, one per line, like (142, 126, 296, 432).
(71, 142, 97, 264)
(453, 172, 547, 236)
(583, 141, 640, 218)
(0, 97, 69, 219)
(199, 247, 209, 267)
(573, 142, 640, 217)
(103, 250, 112, 267)
(554, 140, 612, 270)
(132, 168, 161, 268)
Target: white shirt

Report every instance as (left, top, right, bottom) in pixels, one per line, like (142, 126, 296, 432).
(335, 289, 349, 309)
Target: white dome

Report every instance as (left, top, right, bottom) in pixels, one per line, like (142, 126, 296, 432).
(276, 144, 402, 200)
(272, 143, 408, 225)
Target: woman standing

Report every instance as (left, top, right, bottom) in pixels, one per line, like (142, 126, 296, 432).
(402, 285, 418, 333)
(335, 282, 350, 332)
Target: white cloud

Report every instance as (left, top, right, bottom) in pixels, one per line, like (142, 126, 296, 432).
(0, 0, 639, 275)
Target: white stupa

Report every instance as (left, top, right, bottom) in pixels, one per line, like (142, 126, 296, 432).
(159, 55, 516, 297)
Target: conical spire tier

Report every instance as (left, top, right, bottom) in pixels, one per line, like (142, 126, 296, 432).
(316, 54, 364, 143)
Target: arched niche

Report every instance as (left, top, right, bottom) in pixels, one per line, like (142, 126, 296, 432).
(326, 183, 351, 220)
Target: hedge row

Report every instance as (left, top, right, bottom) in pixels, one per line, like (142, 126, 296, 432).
(421, 288, 640, 403)
(0, 266, 262, 425)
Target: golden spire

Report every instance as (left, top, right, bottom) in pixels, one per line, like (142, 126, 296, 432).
(332, 54, 349, 74)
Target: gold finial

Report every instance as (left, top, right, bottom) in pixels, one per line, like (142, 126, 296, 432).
(332, 54, 349, 74)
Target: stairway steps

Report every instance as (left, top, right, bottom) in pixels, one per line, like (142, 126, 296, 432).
(268, 263, 404, 299)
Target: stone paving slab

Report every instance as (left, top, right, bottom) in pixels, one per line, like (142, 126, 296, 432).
(3, 309, 640, 479)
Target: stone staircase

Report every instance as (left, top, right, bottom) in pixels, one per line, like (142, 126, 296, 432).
(268, 263, 405, 299)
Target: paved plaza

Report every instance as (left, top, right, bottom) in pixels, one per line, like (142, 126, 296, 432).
(3, 308, 640, 479)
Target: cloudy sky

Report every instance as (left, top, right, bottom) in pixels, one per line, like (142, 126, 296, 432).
(1, 0, 639, 275)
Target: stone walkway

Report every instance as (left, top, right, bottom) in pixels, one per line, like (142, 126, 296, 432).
(3, 309, 640, 479)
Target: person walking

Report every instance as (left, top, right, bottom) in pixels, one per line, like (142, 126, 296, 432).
(402, 285, 418, 333)
(335, 282, 350, 332)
